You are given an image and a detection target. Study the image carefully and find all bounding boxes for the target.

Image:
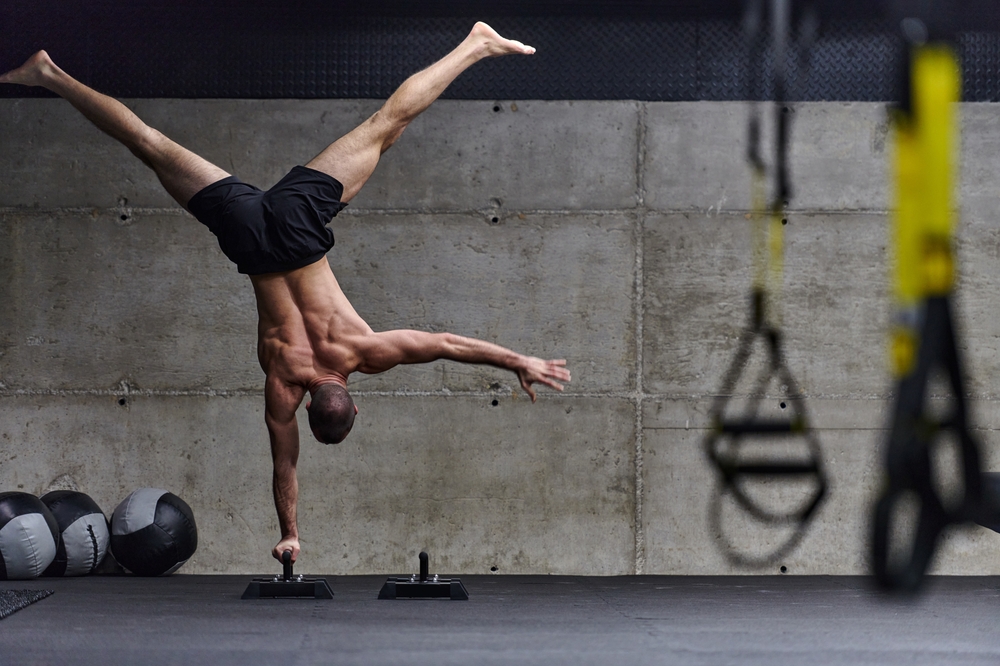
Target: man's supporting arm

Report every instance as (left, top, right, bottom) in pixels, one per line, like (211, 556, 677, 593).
(264, 376, 305, 562)
(357, 330, 571, 401)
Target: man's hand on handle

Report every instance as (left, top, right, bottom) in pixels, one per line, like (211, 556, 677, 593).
(273, 536, 301, 564)
(517, 358, 571, 402)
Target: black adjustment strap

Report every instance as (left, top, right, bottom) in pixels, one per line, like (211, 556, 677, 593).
(715, 418, 804, 435)
(872, 297, 985, 593)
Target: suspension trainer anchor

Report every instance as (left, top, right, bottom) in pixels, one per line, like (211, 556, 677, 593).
(869, 16, 1000, 594)
(703, 0, 828, 568)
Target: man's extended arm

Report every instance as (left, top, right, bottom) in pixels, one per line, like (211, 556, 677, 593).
(357, 330, 570, 401)
(264, 376, 306, 562)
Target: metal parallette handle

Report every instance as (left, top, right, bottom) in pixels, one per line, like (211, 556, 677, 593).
(419, 552, 429, 582)
(282, 550, 293, 581)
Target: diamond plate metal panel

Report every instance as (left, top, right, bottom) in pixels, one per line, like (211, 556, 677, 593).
(1, 5, 999, 102)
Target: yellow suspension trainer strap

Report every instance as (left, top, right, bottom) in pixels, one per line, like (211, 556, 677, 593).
(871, 39, 993, 593)
(704, 0, 827, 567)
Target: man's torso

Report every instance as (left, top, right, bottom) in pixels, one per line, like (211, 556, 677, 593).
(250, 258, 370, 389)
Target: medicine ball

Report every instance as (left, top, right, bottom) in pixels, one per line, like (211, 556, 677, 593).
(110, 488, 198, 576)
(40, 490, 110, 576)
(0, 492, 59, 580)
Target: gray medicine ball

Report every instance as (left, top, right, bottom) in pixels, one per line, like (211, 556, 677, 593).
(40, 490, 110, 576)
(0, 492, 59, 580)
(110, 488, 198, 576)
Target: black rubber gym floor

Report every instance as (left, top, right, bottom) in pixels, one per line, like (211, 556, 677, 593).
(2, 575, 999, 665)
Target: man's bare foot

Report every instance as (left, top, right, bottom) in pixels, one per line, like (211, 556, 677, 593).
(0, 50, 55, 87)
(468, 22, 536, 57)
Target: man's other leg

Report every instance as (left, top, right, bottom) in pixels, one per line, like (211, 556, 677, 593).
(305, 22, 534, 203)
(0, 51, 229, 211)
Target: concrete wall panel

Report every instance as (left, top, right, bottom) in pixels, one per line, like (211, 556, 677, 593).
(642, 398, 1000, 575)
(4, 96, 1000, 577)
(960, 104, 1000, 222)
(335, 213, 636, 394)
(0, 395, 273, 574)
(0, 210, 633, 394)
(0, 99, 639, 212)
(354, 100, 640, 211)
(0, 99, 375, 210)
(0, 394, 635, 575)
(644, 102, 889, 213)
(0, 210, 258, 391)
(642, 420, 876, 575)
(643, 212, 890, 398)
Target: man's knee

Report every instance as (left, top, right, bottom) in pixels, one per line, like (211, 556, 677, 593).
(380, 125, 407, 154)
(369, 108, 409, 152)
(128, 126, 165, 169)
(128, 145, 154, 169)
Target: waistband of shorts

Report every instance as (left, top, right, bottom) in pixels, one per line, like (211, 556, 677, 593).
(243, 250, 329, 276)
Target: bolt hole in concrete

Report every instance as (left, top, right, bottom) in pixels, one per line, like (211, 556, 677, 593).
(491, 217, 499, 224)
(490, 566, 498, 572)
(120, 214, 129, 221)
(117, 398, 127, 406)
(780, 565, 788, 574)
(493, 104, 501, 112)
(491, 399, 499, 407)
(781, 218, 788, 225)
(780, 402, 787, 409)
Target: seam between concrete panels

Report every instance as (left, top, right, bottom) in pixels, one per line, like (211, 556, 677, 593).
(636, 102, 647, 209)
(632, 233, 645, 575)
(632, 102, 648, 576)
(0, 377, 957, 401)
(0, 388, 916, 400)
(0, 206, 895, 217)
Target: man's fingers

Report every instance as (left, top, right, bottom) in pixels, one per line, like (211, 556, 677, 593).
(520, 375, 537, 402)
(546, 366, 571, 382)
(273, 539, 301, 563)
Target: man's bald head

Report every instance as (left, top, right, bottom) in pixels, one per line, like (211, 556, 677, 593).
(307, 384, 356, 444)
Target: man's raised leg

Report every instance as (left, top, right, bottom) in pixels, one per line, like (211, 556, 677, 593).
(305, 22, 534, 203)
(0, 51, 229, 211)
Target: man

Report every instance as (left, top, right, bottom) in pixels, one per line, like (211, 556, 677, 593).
(1, 22, 571, 563)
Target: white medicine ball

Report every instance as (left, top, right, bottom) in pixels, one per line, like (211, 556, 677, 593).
(40, 490, 110, 576)
(0, 492, 59, 580)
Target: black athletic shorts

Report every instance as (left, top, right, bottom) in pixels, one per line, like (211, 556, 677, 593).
(187, 165, 348, 275)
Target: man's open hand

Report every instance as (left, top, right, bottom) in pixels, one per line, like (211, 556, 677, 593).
(517, 358, 571, 402)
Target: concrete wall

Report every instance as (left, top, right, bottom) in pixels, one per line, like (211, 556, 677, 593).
(2, 97, 1000, 576)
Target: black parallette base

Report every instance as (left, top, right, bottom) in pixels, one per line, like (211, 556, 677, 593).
(242, 550, 334, 599)
(379, 577, 469, 600)
(242, 577, 334, 599)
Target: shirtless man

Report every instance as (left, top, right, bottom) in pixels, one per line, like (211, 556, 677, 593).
(1, 23, 571, 563)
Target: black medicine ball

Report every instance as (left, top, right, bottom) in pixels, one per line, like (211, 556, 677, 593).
(0, 492, 59, 580)
(110, 488, 198, 576)
(40, 490, 110, 576)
